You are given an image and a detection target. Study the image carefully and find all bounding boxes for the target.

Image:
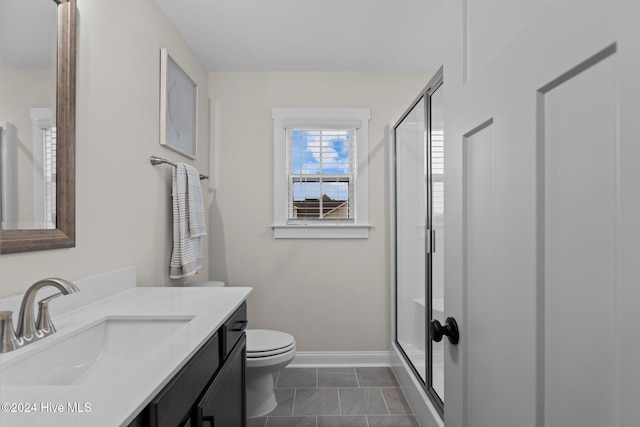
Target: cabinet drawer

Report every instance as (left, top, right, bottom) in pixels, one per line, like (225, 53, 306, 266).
(221, 302, 247, 359)
(148, 333, 220, 427)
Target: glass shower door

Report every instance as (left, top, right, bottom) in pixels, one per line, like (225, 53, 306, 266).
(394, 68, 445, 416)
(394, 96, 428, 383)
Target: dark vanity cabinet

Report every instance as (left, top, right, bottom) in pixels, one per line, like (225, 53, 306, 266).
(129, 302, 247, 427)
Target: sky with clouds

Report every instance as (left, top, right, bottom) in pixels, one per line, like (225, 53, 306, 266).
(290, 129, 353, 202)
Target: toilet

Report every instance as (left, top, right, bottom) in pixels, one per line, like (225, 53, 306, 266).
(245, 329, 296, 416)
(188, 281, 296, 418)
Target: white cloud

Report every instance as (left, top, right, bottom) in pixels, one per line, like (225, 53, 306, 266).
(305, 130, 350, 173)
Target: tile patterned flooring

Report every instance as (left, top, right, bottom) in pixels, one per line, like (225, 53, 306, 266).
(248, 367, 419, 427)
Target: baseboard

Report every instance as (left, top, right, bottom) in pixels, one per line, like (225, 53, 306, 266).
(288, 351, 391, 367)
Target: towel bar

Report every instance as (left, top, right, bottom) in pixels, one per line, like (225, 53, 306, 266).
(150, 156, 209, 180)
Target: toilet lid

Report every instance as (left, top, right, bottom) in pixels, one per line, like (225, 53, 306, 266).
(246, 329, 295, 354)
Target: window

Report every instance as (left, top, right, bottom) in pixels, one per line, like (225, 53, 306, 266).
(272, 108, 371, 238)
(289, 127, 353, 220)
(31, 107, 56, 229)
(43, 125, 57, 229)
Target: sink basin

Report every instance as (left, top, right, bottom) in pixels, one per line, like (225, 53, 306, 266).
(0, 316, 193, 386)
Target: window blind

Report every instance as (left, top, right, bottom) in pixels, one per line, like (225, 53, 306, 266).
(286, 127, 356, 221)
(431, 129, 444, 218)
(44, 126, 56, 228)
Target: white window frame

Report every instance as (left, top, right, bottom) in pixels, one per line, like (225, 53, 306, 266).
(272, 107, 371, 239)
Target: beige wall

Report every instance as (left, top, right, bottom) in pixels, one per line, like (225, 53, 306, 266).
(208, 71, 430, 351)
(0, 0, 210, 295)
(1, 4, 431, 354)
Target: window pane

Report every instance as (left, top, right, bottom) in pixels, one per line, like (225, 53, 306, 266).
(291, 130, 320, 174)
(292, 180, 321, 201)
(290, 178, 350, 219)
(289, 128, 354, 175)
(334, 137, 351, 173)
(321, 178, 349, 202)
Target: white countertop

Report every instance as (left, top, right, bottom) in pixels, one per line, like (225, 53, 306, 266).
(0, 286, 252, 427)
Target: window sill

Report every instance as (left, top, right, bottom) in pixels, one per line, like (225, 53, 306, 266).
(271, 224, 372, 239)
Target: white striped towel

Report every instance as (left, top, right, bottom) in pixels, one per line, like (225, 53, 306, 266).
(170, 163, 207, 279)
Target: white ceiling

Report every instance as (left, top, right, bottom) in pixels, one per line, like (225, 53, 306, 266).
(154, 0, 444, 72)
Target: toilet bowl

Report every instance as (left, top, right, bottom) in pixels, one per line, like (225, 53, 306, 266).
(246, 329, 296, 417)
(189, 282, 296, 417)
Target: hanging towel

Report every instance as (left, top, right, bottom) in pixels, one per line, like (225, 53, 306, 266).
(170, 163, 206, 279)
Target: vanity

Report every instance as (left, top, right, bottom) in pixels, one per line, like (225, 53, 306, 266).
(130, 302, 247, 427)
(0, 267, 251, 427)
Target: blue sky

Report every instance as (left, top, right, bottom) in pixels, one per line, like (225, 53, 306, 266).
(291, 129, 351, 175)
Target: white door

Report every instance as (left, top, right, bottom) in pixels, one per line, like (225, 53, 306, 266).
(443, 1, 640, 426)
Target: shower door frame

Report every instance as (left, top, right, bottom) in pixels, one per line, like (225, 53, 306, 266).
(393, 68, 444, 417)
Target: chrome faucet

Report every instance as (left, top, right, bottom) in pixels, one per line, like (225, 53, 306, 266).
(0, 278, 79, 353)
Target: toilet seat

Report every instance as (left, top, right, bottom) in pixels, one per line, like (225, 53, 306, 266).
(246, 329, 296, 358)
(247, 342, 296, 358)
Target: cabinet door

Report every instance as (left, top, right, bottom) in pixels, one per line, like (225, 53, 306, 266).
(196, 333, 246, 427)
(147, 333, 220, 427)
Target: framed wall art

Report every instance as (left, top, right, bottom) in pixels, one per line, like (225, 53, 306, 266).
(160, 48, 197, 159)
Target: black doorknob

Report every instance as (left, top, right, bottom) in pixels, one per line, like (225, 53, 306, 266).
(429, 317, 460, 345)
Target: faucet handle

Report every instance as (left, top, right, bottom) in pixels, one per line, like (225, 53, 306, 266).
(0, 311, 22, 353)
(36, 293, 62, 337)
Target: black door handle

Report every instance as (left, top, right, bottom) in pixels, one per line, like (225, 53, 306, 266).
(430, 317, 460, 345)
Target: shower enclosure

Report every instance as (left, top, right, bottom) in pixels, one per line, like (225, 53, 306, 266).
(390, 68, 444, 422)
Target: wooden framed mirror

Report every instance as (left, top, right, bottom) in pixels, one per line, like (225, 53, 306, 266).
(0, 0, 76, 254)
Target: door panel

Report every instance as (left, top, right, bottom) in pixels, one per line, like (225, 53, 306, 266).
(395, 97, 428, 384)
(463, 121, 500, 427)
(444, 0, 640, 426)
(541, 49, 618, 427)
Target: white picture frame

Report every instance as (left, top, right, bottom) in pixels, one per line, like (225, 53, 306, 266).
(160, 48, 197, 159)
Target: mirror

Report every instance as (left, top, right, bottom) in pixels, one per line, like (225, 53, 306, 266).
(0, 0, 76, 254)
(1, 0, 57, 231)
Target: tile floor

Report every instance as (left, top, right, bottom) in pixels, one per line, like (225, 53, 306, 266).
(248, 367, 419, 427)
